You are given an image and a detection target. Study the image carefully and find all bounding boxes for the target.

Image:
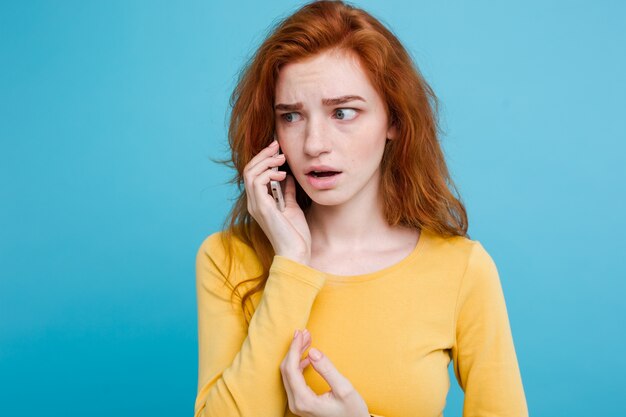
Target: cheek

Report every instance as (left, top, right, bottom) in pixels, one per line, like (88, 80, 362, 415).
(351, 126, 387, 161)
(276, 129, 302, 154)
(278, 138, 295, 157)
(278, 145, 301, 174)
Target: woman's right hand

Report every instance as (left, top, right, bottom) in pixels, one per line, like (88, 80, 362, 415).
(243, 139, 311, 265)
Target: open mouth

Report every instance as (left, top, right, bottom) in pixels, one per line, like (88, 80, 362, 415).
(307, 170, 342, 178)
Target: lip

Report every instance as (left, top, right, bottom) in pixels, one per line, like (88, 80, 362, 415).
(304, 165, 342, 174)
(305, 171, 342, 190)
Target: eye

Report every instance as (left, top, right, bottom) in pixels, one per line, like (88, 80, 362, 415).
(280, 112, 302, 123)
(333, 108, 358, 121)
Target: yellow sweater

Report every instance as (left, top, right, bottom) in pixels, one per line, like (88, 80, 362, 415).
(194, 229, 528, 417)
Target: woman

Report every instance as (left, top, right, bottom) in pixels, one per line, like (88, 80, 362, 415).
(194, 1, 528, 416)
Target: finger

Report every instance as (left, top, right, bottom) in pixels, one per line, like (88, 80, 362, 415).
(248, 169, 287, 211)
(299, 356, 311, 372)
(284, 331, 318, 401)
(282, 330, 314, 414)
(281, 364, 296, 410)
(244, 146, 285, 179)
(307, 348, 354, 398)
(249, 164, 287, 194)
(245, 153, 286, 205)
(299, 330, 312, 370)
(287, 329, 311, 367)
(280, 330, 299, 408)
(243, 139, 279, 175)
(301, 329, 312, 353)
(247, 152, 286, 181)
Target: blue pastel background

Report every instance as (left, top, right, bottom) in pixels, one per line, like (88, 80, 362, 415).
(1, 1, 624, 416)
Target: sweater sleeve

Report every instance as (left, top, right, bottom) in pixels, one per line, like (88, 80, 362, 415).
(451, 241, 528, 417)
(194, 233, 327, 417)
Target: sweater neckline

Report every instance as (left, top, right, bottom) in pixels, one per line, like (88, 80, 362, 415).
(321, 228, 430, 284)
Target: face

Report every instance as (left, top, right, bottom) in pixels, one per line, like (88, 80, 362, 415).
(274, 49, 397, 209)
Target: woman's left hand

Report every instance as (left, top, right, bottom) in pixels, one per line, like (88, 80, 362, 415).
(280, 329, 370, 417)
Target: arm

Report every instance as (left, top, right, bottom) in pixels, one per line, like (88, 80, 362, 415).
(451, 242, 529, 417)
(194, 233, 326, 417)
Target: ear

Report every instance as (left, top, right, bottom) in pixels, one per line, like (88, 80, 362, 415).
(386, 123, 399, 141)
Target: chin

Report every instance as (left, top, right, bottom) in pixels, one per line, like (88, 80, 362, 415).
(303, 190, 350, 207)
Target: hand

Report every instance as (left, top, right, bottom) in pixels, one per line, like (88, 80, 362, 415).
(280, 329, 370, 417)
(243, 139, 311, 264)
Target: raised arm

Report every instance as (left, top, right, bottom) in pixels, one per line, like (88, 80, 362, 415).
(451, 242, 529, 417)
(194, 233, 326, 417)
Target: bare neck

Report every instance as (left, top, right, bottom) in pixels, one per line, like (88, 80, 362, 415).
(305, 193, 393, 253)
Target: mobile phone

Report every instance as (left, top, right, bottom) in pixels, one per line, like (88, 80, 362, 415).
(270, 134, 286, 212)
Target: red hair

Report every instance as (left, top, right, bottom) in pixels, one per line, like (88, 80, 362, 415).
(218, 0, 468, 322)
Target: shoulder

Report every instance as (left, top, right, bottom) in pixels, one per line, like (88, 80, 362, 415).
(421, 229, 498, 287)
(429, 233, 503, 305)
(195, 230, 263, 287)
(196, 231, 231, 260)
(422, 229, 491, 268)
(196, 230, 255, 260)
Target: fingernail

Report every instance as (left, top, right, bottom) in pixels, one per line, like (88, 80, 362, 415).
(309, 348, 322, 360)
(293, 330, 299, 339)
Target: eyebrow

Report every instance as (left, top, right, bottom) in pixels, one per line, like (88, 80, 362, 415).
(274, 95, 366, 111)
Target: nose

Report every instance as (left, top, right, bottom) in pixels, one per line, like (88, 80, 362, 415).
(303, 118, 332, 157)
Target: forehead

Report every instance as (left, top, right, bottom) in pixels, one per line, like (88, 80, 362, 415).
(275, 50, 378, 103)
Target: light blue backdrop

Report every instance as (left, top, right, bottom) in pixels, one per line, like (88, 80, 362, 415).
(1, 1, 624, 416)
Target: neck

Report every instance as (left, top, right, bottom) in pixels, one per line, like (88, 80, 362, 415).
(305, 188, 392, 253)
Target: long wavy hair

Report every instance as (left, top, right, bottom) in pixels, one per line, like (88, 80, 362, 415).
(218, 0, 468, 323)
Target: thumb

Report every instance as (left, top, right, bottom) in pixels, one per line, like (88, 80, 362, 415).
(307, 348, 353, 394)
